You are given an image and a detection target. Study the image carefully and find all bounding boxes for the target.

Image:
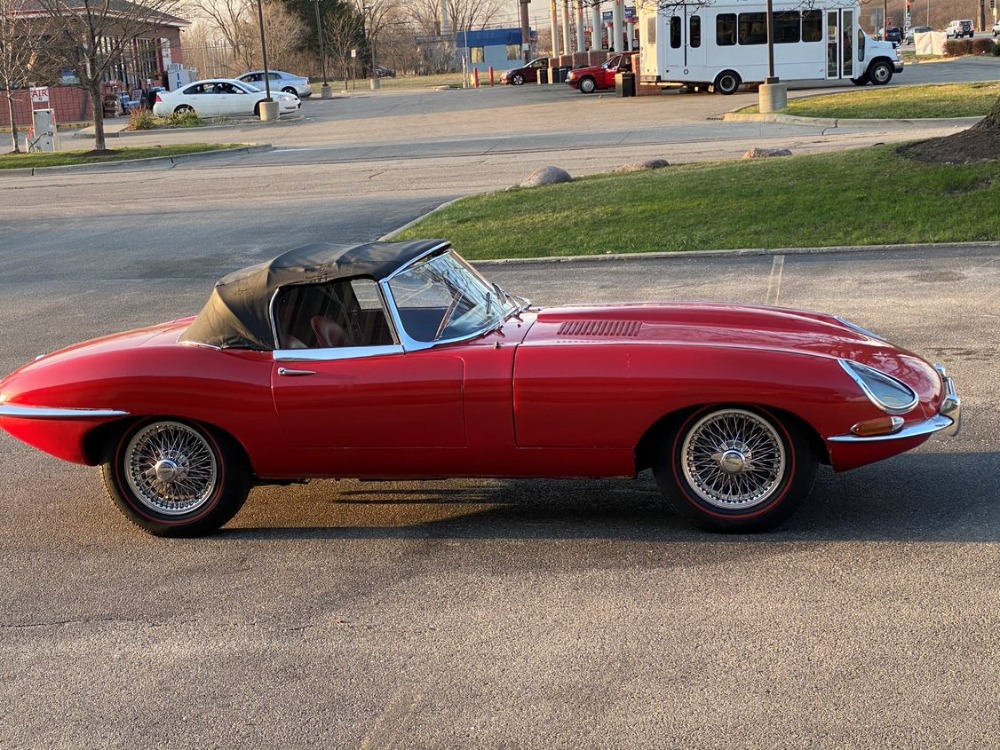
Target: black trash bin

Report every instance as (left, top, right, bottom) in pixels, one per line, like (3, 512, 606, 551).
(537, 68, 549, 85)
(615, 72, 636, 97)
(558, 66, 571, 83)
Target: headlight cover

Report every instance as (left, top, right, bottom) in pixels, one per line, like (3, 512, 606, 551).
(840, 360, 919, 414)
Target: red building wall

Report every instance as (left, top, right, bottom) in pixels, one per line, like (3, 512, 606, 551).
(0, 87, 93, 128)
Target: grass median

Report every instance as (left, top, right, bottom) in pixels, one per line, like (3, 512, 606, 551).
(0, 143, 246, 169)
(395, 145, 1000, 259)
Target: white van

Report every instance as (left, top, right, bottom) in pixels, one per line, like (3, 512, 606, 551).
(637, 0, 903, 93)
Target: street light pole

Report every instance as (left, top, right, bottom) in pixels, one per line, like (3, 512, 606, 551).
(255, 0, 279, 121)
(313, 0, 332, 97)
(758, 0, 787, 113)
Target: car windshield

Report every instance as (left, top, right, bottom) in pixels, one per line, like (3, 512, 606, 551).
(387, 251, 522, 343)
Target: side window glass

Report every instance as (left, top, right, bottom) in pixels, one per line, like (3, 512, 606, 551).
(690, 16, 701, 48)
(717, 14, 736, 46)
(670, 16, 681, 48)
(275, 279, 395, 350)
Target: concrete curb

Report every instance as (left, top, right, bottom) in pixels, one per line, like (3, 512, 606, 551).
(722, 112, 982, 127)
(0, 143, 272, 176)
(469, 241, 1000, 266)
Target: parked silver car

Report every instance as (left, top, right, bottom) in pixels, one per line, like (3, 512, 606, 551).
(237, 70, 312, 98)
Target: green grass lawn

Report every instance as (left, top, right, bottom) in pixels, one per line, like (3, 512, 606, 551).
(744, 81, 1000, 119)
(0, 143, 247, 169)
(396, 145, 1000, 259)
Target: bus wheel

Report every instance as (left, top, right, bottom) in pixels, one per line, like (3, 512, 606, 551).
(713, 71, 741, 95)
(868, 61, 893, 85)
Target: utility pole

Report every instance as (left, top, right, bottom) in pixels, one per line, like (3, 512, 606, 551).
(313, 0, 332, 97)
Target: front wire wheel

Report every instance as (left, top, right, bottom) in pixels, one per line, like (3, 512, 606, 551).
(653, 407, 817, 532)
(102, 419, 251, 537)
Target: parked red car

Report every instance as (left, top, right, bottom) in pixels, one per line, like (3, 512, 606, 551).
(500, 57, 549, 85)
(0, 241, 960, 537)
(567, 52, 638, 93)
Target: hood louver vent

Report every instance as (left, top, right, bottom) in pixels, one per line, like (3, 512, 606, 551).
(557, 320, 642, 338)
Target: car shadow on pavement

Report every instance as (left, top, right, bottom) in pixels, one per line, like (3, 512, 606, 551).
(222, 450, 999, 544)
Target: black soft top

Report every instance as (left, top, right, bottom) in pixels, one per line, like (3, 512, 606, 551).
(179, 240, 448, 350)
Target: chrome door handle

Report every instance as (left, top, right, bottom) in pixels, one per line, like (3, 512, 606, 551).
(277, 367, 316, 376)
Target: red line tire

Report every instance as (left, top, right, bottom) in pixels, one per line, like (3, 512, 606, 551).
(653, 406, 817, 532)
(102, 418, 251, 537)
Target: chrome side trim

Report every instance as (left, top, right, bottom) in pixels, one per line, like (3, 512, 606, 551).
(0, 405, 129, 420)
(274, 344, 404, 362)
(277, 367, 316, 376)
(829, 414, 955, 443)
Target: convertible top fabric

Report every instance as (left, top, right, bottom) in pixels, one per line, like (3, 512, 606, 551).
(179, 240, 447, 351)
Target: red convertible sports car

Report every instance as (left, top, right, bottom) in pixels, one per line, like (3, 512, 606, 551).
(0, 240, 960, 537)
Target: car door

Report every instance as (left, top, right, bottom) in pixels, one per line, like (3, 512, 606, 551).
(270, 278, 466, 449)
(272, 351, 467, 449)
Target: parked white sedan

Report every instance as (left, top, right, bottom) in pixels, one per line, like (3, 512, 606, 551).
(237, 70, 312, 98)
(152, 79, 300, 118)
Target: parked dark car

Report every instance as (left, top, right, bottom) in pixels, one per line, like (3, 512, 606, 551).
(880, 26, 902, 45)
(500, 57, 549, 85)
(374, 66, 396, 78)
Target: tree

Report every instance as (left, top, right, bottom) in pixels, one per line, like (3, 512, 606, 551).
(33, 0, 187, 151)
(0, 0, 44, 152)
(404, 0, 504, 36)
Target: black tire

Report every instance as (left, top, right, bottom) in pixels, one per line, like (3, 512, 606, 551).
(579, 76, 597, 94)
(511, 73, 525, 85)
(850, 74, 870, 86)
(282, 86, 297, 95)
(713, 70, 741, 95)
(102, 418, 251, 537)
(652, 406, 817, 533)
(174, 105, 193, 114)
(868, 60, 893, 86)
(253, 102, 261, 116)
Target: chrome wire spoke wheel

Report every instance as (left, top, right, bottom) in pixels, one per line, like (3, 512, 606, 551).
(680, 409, 786, 510)
(124, 421, 218, 515)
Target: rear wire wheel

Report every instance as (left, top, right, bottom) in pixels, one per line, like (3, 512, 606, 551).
(653, 406, 817, 532)
(102, 418, 251, 537)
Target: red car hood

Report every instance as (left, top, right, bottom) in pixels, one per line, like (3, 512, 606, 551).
(523, 302, 923, 367)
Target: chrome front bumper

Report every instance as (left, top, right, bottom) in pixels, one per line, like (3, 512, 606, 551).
(829, 364, 960, 443)
(935, 364, 961, 437)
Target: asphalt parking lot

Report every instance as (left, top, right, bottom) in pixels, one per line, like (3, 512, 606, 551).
(1, 64, 999, 748)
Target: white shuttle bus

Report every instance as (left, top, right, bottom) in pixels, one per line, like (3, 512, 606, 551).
(637, 0, 903, 94)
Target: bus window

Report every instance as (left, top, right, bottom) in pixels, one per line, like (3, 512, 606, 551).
(717, 14, 736, 46)
(690, 15, 701, 47)
(803, 10, 822, 42)
(774, 11, 801, 43)
(670, 16, 681, 48)
(738, 12, 768, 45)
(857, 29, 866, 59)
(646, 16, 656, 45)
